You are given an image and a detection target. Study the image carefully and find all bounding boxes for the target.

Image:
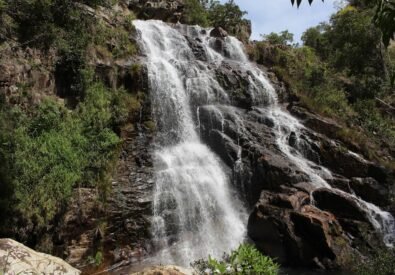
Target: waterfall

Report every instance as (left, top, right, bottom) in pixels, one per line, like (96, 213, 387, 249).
(134, 20, 247, 266)
(134, 19, 395, 267)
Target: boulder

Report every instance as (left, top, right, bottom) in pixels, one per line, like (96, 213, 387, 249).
(214, 62, 253, 109)
(210, 27, 228, 38)
(350, 177, 390, 206)
(289, 106, 342, 140)
(248, 189, 354, 269)
(0, 238, 80, 275)
(312, 188, 370, 223)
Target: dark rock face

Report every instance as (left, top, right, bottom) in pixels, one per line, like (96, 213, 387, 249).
(189, 45, 394, 269)
(210, 27, 228, 38)
(198, 105, 310, 204)
(104, 123, 155, 264)
(247, 189, 354, 269)
(350, 177, 391, 207)
(52, 125, 155, 270)
(312, 188, 370, 222)
(214, 63, 253, 109)
(0, 44, 56, 108)
(128, 0, 184, 22)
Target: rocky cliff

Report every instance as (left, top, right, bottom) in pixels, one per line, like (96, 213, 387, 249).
(182, 26, 394, 270)
(0, 1, 394, 274)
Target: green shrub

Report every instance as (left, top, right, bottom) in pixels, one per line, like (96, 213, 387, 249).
(183, 0, 209, 27)
(93, 20, 137, 59)
(192, 244, 279, 274)
(208, 0, 247, 35)
(0, 78, 134, 229)
(262, 30, 294, 46)
(354, 248, 395, 275)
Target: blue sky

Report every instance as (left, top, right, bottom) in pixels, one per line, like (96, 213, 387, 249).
(219, 0, 340, 42)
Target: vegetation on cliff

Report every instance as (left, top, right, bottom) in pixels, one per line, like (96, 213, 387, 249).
(183, 0, 249, 41)
(251, 0, 394, 166)
(354, 248, 395, 275)
(0, 0, 140, 240)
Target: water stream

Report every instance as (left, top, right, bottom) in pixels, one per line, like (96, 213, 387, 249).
(134, 20, 247, 266)
(134, 19, 395, 267)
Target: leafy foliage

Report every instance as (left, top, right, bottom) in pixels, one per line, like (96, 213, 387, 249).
(181, 0, 248, 40)
(354, 248, 395, 275)
(192, 244, 279, 274)
(262, 30, 294, 46)
(0, 79, 138, 230)
(292, 0, 395, 47)
(183, 0, 209, 27)
(374, 0, 395, 46)
(0, 0, 141, 239)
(208, 0, 247, 30)
(253, 2, 395, 162)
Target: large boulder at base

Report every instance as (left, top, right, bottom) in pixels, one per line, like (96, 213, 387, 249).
(132, 265, 192, 275)
(0, 238, 80, 275)
(247, 188, 355, 269)
(312, 188, 384, 253)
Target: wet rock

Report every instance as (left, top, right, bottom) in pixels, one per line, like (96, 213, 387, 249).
(0, 238, 80, 275)
(198, 105, 310, 204)
(215, 62, 253, 109)
(210, 27, 228, 38)
(312, 188, 370, 223)
(185, 36, 208, 61)
(350, 177, 390, 207)
(248, 189, 354, 269)
(210, 38, 225, 54)
(326, 176, 351, 193)
(288, 105, 342, 140)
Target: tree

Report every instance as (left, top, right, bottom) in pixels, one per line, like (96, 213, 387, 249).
(374, 0, 395, 46)
(208, 0, 247, 30)
(291, 0, 395, 47)
(301, 24, 329, 56)
(183, 0, 209, 27)
(262, 30, 294, 46)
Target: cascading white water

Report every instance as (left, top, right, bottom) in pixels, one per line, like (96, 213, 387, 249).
(222, 30, 395, 247)
(134, 18, 395, 267)
(134, 20, 247, 266)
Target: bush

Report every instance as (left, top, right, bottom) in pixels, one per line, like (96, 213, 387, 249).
(93, 20, 137, 59)
(183, 0, 209, 27)
(263, 30, 294, 46)
(192, 244, 279, 274)
(0, 79, 136, 230)
(354, 248, 395, 275)
(208, 0, 247, 35)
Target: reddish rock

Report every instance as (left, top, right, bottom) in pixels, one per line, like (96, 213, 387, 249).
(248, 189, 355, 269)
